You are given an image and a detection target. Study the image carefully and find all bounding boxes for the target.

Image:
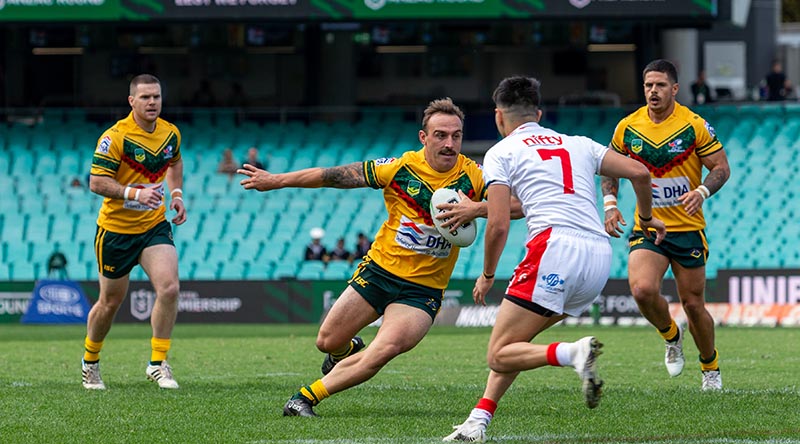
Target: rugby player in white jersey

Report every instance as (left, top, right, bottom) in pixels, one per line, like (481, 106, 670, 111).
(443, 76, 666, 442)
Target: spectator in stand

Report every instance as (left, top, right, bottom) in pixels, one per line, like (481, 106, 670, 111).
(329, 238, 352, 262)
(217, 148, 238, 178)
(245, 146, 264, 170)
(765, 60, 793, 101)
(353, 232, 372, 260)
(305, 227, 329, 262)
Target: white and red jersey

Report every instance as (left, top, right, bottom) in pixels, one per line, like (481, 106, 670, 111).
(482, 122, 609, 240)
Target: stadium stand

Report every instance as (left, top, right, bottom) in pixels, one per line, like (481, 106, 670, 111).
(1, 104, 795, 282)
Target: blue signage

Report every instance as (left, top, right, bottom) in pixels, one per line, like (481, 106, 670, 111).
(21, 280, 92, 324)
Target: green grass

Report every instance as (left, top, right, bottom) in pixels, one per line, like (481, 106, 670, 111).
(0, 324, 798, 443)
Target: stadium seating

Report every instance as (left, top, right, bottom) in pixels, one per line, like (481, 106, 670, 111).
(2, 103, 797, 282)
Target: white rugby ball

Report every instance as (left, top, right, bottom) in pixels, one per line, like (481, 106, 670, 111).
(429, 188, 477, 248)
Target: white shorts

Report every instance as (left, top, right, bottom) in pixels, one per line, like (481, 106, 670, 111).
(506, 226, 611, 317)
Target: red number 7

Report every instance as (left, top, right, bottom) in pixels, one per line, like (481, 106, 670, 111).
(537, 148, 574, 194)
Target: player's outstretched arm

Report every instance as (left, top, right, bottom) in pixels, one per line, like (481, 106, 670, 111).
(238, 162, 367, 191)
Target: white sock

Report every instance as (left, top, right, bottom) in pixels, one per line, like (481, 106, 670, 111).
(554, 342, 575, 367)
(468, 407, 493, 426)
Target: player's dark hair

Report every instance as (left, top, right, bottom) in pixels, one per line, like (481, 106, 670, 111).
(422, 97, 464, 132)
(492, 76, 541, 118)
(643, 59, 679, 84)
(129, 74, 161, 96)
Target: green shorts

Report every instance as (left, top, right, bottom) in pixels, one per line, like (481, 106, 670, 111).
(94, 221, 175, 279)
(348, 257, 443, 320)
(628, 230, 708, 268)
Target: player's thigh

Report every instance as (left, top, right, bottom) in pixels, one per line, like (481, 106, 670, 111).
(671, 261, 706, 301)
(319, 286, 380, 343)
(371, 303, 433, 354)
(627, 248, 670, 296)
(139, 243, 179, 294)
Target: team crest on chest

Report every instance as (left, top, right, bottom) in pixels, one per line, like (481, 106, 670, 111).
(630, 139, 643, 154)
(407, 180, 421, 196)
(135, 148, 146, 163)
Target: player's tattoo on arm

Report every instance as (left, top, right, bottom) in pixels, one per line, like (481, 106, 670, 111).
(703, 167, 730, 196)
(601, 176, 619, 198)
(321, 162, 367, 188)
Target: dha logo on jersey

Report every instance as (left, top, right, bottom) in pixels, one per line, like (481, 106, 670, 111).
(395, 215, 452, 258)
(130, 289, 156, 321)
(374, 157, 396, 166)
(651, 176, 690, 208)
(668, 139, 684, 153)
(406, 180, 422, 197)
(134, 148, 146, 163)
(96, 136, 111, 154)
(630, 139, 643, 154)
(538, 273, 565, 295)
(163, 145, 174, 159)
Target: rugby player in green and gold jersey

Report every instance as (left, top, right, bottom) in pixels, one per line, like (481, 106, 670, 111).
(82, 74, 186, 390)
(239, 98, 520, 417)
(602, 59, 730, 391)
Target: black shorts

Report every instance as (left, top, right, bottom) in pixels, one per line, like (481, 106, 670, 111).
(348, 257, 443, 320)
(628, 230, 708, 268)
(94, 221, 174, 279)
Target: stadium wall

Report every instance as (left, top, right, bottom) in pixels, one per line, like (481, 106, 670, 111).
(3, 273, 800, 327)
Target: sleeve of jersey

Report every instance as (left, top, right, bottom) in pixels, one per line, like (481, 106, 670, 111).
(590, 140, 611, 174)
(171, 126, 183, 164)
(363, 158, 398, 189)
(609, 121, 628, 155)
(482, 149, 510, 188)
(90, 132, 120, 177)
(694, 119, 723, 157)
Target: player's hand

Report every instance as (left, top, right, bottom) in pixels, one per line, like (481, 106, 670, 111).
(678, 189, 704, 216)
(238, 164, 278, 191)
(472, 274, 493, 306)
(138, 186, 163, 210)
(435, 190, 479, 231)
(170, 197, 186, 225)
(604, 207, 626, 238)
(639, 217, 667, 245)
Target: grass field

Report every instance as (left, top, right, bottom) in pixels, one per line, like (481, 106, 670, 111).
(0, 323, 798, 444)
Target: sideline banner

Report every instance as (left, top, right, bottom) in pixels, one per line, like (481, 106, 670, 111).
(21, 279, 91, 324)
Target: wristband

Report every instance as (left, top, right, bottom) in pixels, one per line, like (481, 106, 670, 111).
(483, 272, 495, 280)
(603, 195, 617, 205)
(134, 189, 141, 202)
(638, 214, 652, 222)
(170, 188, 183, 197)
(695, 185, 710, 200)
(124, 186, 132, 201)
(172, 196, 183, 201)
(604, 205, 617, 211)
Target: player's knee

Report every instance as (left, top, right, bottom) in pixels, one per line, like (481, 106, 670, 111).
(630, 283, 659, 304)
(157, 281, 180, 303)
(681, 296, 706, 317)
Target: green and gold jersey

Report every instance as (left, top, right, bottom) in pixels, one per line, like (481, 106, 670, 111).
(363, 148, 487, 289)
(611, 103, 723, 232)
(90, 112, 182, 234)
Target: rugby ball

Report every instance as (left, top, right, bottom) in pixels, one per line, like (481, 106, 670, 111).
(429, 188, 477, 248)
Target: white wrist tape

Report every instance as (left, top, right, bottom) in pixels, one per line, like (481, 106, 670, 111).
(170, 188, 183, 196)
(604, 205, 617, 211)
(134, 189, 141, 201)
(124, 186, 132, 201)
(695, 185, 710, 200)
(603, 195, 617, 205)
